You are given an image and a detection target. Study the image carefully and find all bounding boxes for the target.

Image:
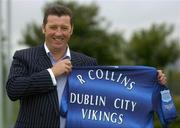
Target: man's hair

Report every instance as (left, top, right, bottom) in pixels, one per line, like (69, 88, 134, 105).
(43, 3, 73, 26)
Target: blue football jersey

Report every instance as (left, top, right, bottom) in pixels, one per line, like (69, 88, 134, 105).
(62, 66, 177, 128)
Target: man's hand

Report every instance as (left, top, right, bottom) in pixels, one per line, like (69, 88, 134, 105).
(157, 70, 167, 85)
(51, 59, 72, 77)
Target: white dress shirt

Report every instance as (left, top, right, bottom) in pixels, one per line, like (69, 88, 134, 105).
(45, 43, 71, 128)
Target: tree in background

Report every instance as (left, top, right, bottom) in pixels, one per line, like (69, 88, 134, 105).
(126, 24, 180, 68)
(19, 1, 180, 68)
(19, 22, 44, 47)
(19, 1, 126, 65)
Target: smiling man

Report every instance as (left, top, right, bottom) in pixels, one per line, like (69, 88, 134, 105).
(6, 3, 97, 128)
(6, 3, 167, 128)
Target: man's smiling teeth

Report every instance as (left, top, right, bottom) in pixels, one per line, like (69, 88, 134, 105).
(53, 37, 64, 41)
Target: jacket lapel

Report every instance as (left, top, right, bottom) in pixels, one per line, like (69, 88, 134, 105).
(36, 44, 60, 116)
(36, 44, 52, 70)
(71, 51, 81, 66)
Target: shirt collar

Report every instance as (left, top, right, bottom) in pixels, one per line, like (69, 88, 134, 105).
(44, 43, 71, 60)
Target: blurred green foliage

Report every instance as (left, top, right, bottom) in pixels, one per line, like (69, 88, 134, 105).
(127, 24, 180, 68)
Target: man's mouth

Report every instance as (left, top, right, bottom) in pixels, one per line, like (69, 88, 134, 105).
(53, 37, 64, 42)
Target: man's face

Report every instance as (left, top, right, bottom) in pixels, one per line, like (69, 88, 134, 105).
(42, 15, 73, 51)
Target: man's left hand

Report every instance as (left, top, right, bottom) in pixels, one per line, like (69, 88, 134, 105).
(157, 70, 167, 85)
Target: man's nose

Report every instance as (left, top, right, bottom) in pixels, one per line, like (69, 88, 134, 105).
(57, 27, 63, 32)
(55, 27, 63, 35)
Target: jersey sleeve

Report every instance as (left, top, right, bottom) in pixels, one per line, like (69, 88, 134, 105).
(152, 84, 177, 127)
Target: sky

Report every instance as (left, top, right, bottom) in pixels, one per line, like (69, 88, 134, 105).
(1, 0, 180, 52)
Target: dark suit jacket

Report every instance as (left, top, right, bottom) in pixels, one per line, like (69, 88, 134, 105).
(6, 44, 97, 128)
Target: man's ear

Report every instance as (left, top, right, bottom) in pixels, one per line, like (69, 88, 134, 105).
(70, 25, 74, 35)
(42, 24, 45, 34)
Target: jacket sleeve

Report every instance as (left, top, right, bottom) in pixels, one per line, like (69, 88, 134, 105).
(6, 51, 56, 101)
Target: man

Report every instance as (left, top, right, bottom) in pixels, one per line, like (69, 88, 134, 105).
(6, 3, 166, 128)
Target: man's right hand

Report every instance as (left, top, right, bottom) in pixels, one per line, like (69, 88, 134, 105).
(51, 59, 72, 77)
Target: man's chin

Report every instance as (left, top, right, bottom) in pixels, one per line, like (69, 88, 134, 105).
(53, 44, 67, 50)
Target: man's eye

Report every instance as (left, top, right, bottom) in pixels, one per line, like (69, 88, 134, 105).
(50, 26, 57, 29)
(62, 27, 68, 30)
